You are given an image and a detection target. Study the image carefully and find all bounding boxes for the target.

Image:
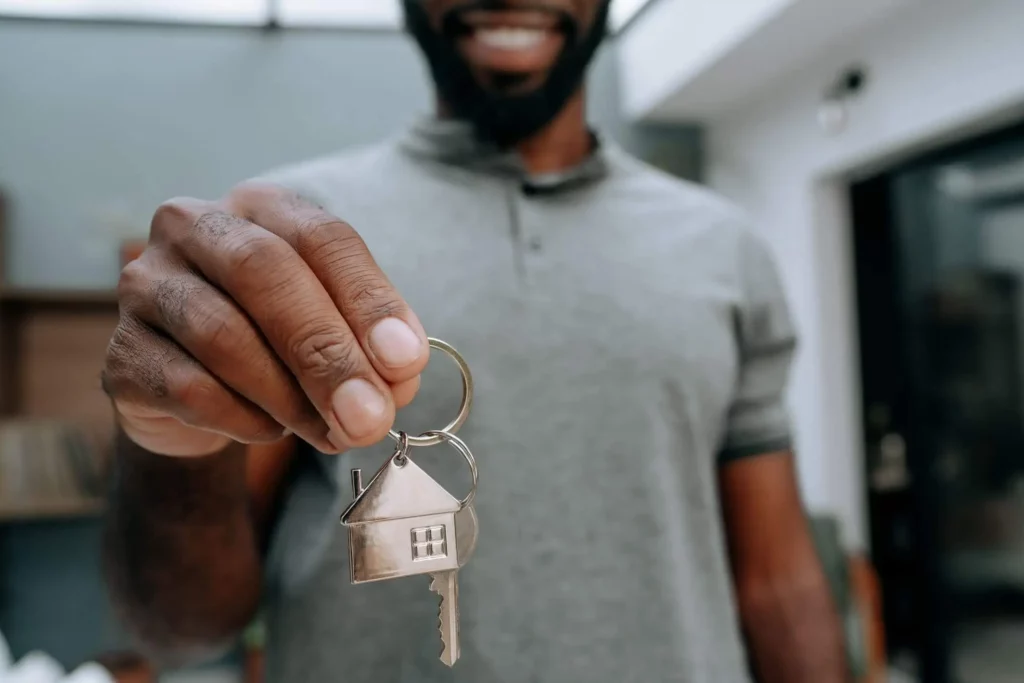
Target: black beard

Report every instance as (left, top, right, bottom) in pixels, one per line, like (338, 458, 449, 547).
(403, 0, 610, 147)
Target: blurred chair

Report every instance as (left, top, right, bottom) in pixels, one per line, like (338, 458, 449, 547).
(810, 515, 887, 683)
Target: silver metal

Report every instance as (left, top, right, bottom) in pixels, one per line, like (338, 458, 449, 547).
(429, 503, 477, 667)
(392, 430, 410, 467)
(339, 435, 478, 585)
(420, 430, 478, 509)
(388, 337, 473, 448)
(430, 571, 460, 667)
(341, 336, 479, 668)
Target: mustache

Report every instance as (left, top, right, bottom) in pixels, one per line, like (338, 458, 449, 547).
(440, 1, 578, 40)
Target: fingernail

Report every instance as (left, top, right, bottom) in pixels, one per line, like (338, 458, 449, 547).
(369, 317, 424, 369)
(332, 378, 388, 440)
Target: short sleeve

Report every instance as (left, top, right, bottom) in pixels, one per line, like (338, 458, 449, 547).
(718, 230, 798, 463)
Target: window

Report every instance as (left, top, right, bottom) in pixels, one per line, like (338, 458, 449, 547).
(278, 0, 400, 28)
(411, 525, 448, 561)
(0, 0, 654, 31)
(0, 0, 390, 26)
(0, 0, 267, 25)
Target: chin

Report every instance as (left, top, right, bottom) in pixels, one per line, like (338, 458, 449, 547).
(404, 0, 611, 145)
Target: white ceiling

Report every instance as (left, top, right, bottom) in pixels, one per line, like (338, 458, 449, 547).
(617, 0, 918, 122)
(0, 0, 654, 30)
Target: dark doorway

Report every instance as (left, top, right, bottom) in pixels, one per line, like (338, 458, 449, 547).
(853, 118, 1024, 683)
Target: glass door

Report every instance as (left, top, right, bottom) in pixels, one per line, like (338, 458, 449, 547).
(853, 120, 1024, 683)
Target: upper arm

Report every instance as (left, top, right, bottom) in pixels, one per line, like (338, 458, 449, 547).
(719, 227, 796, 465)
(245, 435, 299, 542)
(716, 228, 819, 583)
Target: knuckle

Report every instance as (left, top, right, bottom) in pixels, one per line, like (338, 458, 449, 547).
(102, 322, 145, 398)
(289, 326, 361, 382)
(295, 215, 356, 255)
(100, 335, 130, 397)
(151, 197, 205, 244)
(153, 277, 228, 341)
(224, 233, 279, 274)
(344, 269, 404, 321)
(188, 301, 239, 351)
(165, 370, 220, 418)
(152, 276, 190, 329)
(194, 209, 246, 242)
(116, 259, 151, 308)
(292, 223, 403, 323)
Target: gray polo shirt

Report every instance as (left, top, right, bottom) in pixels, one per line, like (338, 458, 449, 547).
(260, 118, 796, 683)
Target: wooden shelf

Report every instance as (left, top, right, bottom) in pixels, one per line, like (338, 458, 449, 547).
(0, 496, 106, 523)
(0, 199, 114, 524)
(0, 288, 118, 306)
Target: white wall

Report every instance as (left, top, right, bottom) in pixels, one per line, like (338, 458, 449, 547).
(704, 0, 1024, 549)
(617, 0, 793, 118)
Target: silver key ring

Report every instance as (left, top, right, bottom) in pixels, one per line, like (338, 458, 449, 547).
(393, 430, 478, 509)
(388, 338, 473, 449)
(421, 430, 478, 509)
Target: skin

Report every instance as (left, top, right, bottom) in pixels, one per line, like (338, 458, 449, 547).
(720, 453, 850, 682)
(102, 1, 848, 680)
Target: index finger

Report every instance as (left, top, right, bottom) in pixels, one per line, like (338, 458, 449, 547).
(225, 183, 430, 386)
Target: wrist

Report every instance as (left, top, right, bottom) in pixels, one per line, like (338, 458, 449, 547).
(114, 428, 248, 511)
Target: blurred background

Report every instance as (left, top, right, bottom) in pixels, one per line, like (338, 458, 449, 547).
(0, 0, 1022, 681)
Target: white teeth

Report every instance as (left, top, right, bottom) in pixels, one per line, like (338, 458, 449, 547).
(474, 27, 547, 50)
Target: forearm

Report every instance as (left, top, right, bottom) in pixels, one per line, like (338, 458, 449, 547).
(103, 429, 263, 665)
(739, 570, 849, 683)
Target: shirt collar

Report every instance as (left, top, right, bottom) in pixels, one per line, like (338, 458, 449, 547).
(396, 116, 609, 194)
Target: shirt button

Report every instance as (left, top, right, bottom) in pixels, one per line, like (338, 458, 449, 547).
(528, 237, 543, 252)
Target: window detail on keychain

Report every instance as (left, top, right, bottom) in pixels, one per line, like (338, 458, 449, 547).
(412, 526, 449, 561)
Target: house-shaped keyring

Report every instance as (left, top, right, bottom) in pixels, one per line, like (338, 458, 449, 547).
(340, 454, 478, 584)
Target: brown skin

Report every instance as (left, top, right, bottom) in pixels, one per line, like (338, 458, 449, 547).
(720, 452, 850, 682)
(102, 1, 846, 678)
(101, 184, 428, 662)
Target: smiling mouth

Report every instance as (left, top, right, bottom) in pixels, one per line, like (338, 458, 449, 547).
(474, 26, 550, 50)
(450, 9, 568, 75)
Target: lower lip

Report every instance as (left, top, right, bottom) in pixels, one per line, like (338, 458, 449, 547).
(458, 28, 565, 73)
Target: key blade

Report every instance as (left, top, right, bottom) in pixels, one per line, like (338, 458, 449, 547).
(429, 572, 460, 667)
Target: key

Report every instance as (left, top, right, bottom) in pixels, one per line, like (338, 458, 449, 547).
(430, 570, 460, 666)
(339, 339, 481, 667)
(433, 497, 479, 667)
(341, 429, 479, 667)
(430, 500, 477, 667)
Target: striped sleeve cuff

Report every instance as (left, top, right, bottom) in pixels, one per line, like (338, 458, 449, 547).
(718, 435, 793, 464)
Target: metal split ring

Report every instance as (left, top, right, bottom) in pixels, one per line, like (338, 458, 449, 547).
(387, 337, 473, 448)
(390, 430, 410, 467)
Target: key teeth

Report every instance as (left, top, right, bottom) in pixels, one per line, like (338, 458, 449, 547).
(438, 601, 455, 666)
(438, 619, 450, 664)
(429, 574, 457, 667)
(429, 576, 453, 665)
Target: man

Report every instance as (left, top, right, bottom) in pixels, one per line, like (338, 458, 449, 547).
(101, 1, 848, 681)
